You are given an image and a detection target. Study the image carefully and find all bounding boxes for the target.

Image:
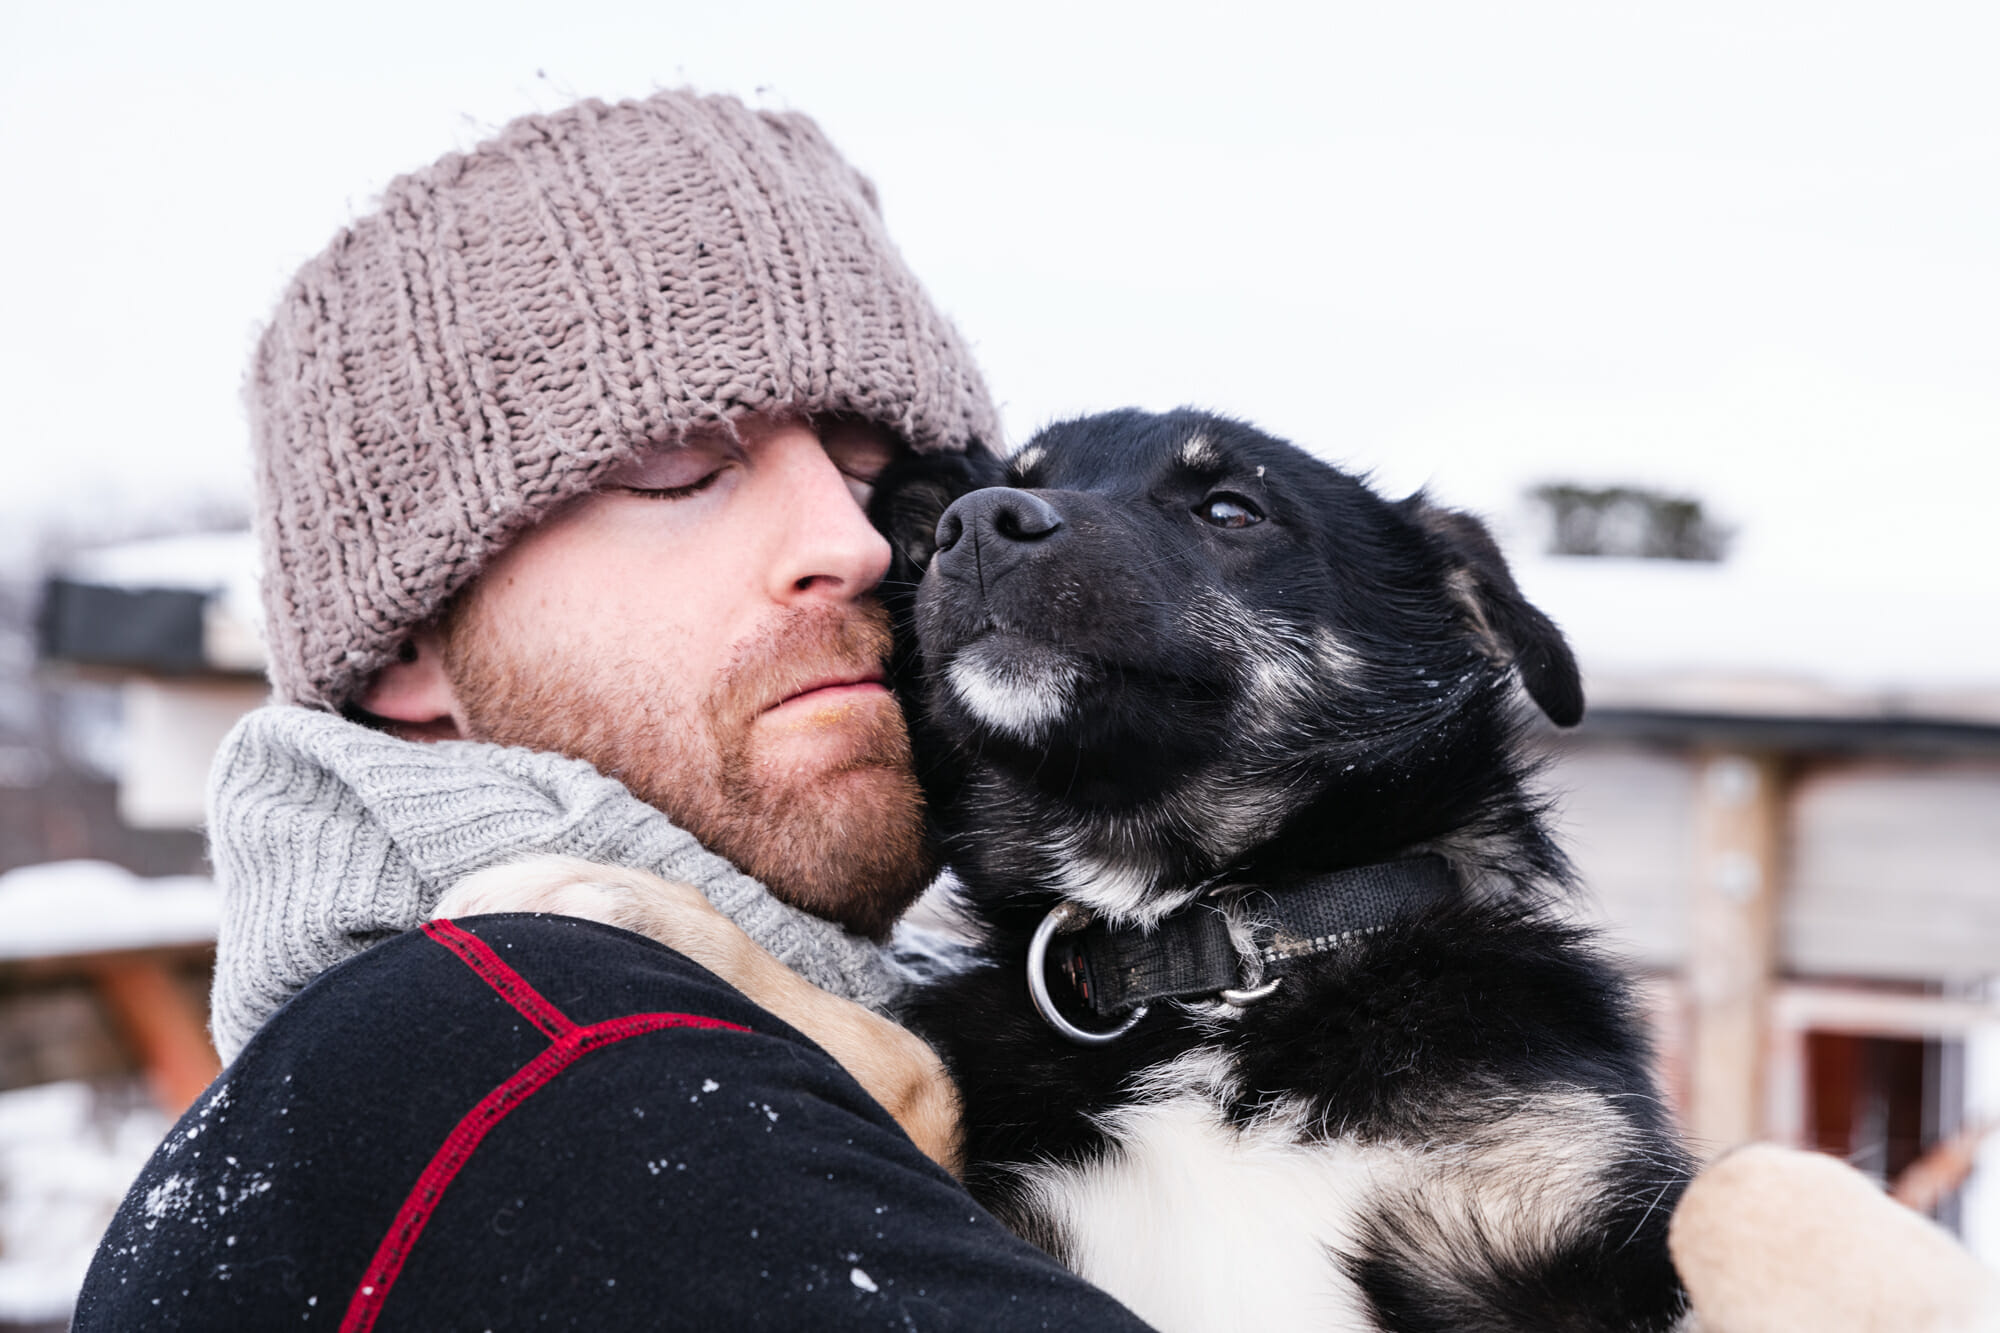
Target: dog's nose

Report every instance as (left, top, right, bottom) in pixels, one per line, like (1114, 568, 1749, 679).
(934, 488, 1064, 555)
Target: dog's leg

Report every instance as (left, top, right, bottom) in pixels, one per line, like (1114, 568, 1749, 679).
(434, 856, 964, 1176)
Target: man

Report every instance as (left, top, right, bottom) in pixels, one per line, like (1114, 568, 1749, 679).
(74, 90, 1155, 1330)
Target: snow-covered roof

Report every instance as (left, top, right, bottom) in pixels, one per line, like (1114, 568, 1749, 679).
(0, 861, 219, 960)
(45, 531, 264, 673)
(44, 528, 1999, 722)
(61, 531, 257, 600)
(1514, 554, 2000, 725)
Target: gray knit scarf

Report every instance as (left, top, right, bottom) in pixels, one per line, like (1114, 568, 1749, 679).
(205, 706, 904, 1062)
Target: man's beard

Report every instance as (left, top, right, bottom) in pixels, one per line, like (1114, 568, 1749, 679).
(440, 599, 933, 939)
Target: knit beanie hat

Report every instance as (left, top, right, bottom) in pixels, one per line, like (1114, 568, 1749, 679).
(249, 89, 999, 711)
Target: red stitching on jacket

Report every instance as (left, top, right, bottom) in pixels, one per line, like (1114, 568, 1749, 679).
(339, 927, 752, 1332)
(420, 917, 576, 1038)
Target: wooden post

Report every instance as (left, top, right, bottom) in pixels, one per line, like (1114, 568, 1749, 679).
(1685, 750, 1787, 1157)
(89, 957, 220, 1116)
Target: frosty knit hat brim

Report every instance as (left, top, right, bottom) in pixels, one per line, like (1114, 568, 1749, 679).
(249, 90, 998, 711)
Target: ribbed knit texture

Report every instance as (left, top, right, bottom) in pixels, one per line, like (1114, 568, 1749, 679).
(205, 705, 903, 1062)
(249, 89, 998, 711)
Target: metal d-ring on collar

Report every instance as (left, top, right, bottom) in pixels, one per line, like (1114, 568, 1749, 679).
(1218, 976, 1282, 1006)
(1027, 902, 1150, 1045)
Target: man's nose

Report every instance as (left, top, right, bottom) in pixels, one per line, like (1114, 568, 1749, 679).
(770, 433, 893, 603)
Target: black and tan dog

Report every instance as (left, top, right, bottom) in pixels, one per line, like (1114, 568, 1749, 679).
(445, 407, 1695, 1331)
(871, 408, 1693, 1332)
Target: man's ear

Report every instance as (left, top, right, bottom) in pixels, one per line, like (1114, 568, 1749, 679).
(1401, 494, 1585, 728)
(356, 628, 465, 741)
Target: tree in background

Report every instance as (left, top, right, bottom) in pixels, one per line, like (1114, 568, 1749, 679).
(1531, 483, 1732, 562)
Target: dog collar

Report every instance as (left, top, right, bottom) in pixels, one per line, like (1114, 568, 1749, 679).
(1026, 855, 1458, 1045)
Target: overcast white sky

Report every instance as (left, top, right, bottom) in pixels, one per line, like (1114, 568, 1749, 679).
(2, 0, 1996, 601)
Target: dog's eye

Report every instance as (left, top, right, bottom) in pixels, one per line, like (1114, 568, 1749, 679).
(1196, 493, 1264, 529)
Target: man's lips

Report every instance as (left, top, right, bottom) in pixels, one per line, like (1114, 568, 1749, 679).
(764, 669, 891, 713)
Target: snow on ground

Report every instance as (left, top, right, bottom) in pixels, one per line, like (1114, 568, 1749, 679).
(0, 1078, 168, 1325)
(0, 864, 217, 1321)
(0, 860, 220, 1320)
(0, 861, 218, 961)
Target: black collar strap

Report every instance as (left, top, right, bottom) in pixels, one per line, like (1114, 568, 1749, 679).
(1051, 856, 1458, 1019)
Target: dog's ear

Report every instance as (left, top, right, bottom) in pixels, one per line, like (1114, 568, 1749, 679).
(1401, 496, 1585, 727)
(869, 441, 1008, 590)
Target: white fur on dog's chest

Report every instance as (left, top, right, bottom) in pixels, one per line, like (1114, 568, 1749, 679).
(1009, 1095, 1386, 1333)
(1001, 1072, 1642, 1333)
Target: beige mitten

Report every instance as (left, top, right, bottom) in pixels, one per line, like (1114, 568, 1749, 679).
(1670, 1143, 2000, 1333)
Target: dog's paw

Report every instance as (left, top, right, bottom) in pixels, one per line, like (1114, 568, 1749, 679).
(433, 855, 744, 971)
(432, 856, 627, 925)
(1670, 1143, 2000, 1333)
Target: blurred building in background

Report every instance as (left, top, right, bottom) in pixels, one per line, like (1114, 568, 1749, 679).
(0, 532, 257, 1329)
(1545, 584, 2000, 1209)
(1514, 487, 2000, 1249)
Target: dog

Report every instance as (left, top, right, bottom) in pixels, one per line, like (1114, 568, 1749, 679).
(867, 408, 1694, 1332)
